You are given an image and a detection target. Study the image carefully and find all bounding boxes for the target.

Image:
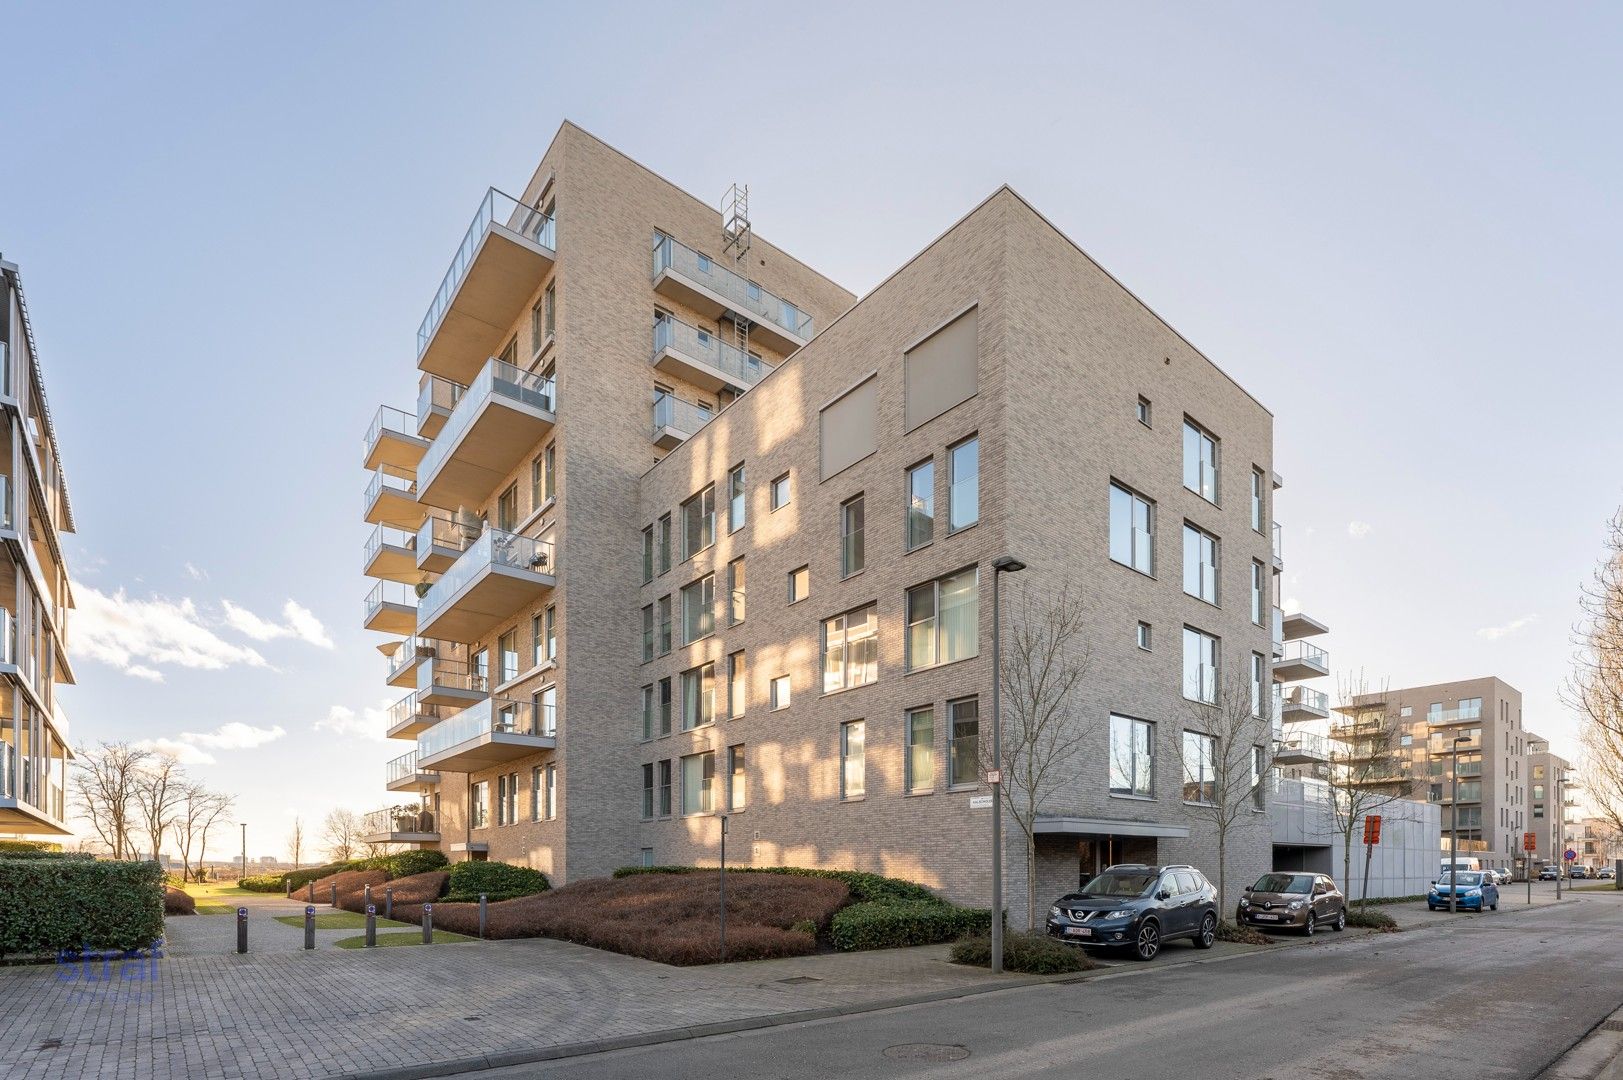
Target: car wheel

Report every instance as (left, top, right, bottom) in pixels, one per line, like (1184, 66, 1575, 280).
(1193, 912, 1216, 949)
(1490, 902, 1498, 911)
(1333, 907, 1346, 931)
(1303, 913, 1315, 937)
(1133, 921, 1161, 961)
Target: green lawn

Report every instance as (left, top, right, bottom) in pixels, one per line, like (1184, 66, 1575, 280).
(274, 913, 413, 931)
(179, 881, 253, 899)
(194, 903, 235, 915)
(333, 929, 476, 949)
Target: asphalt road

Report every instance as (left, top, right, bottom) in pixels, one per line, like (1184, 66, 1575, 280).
(492, 893, 1623, 1080)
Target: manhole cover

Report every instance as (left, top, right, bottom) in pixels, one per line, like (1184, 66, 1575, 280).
(777, 975, 821, 985)
(883, 1044, 970, 1062)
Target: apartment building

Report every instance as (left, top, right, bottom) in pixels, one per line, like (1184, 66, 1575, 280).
(0, 257, 77, 837)
(1525, 732, 1576, 871)
(360, 122, 1279, 919)
(1578, 816, 1621, 872)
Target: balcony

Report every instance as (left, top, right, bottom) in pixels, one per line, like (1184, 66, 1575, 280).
(363, 582, 417, 635)
(1274, 640, 1329, 681)
(417, 188, 556, 384)
(651, 315, 772, 395)
(416, 696, 555, 773)
(383, 636, 439, 689)
(385, 749, 439, 792)
(0, 741, 70, 836)
(416, 656, 489, 709)
(1271, 522, 1283, 571)
(417, 359, 556, 512)
(1276, 731, 1330, 766)
(652, 392, 712, 450)
(416, 375, 465, 440)
(417, 511, 480, 574)
(363, 405, 429, 472)
(1425, 706, 1485, 727)
(363, 465, 423, 528)
(1281, 609, 1329, 640)
(360, 806, 439, 846)
(651, 233, 813, 354)
(1279, 686, 1331, 722)
(363, 524, 419, 584)
(386, 690, 444, 739)
(417, 528, 556, 643)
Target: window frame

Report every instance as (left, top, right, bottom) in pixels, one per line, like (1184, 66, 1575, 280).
(769, 674, 791, 711)
(947, 434, 980, 533)
(1182, 419, 1220, 505)
(681, 485, 716, 561)
(1181, 522, 1220, 605)
(946, 696, 980, 789)
(1109, 713, 1156, 798)
(770, 472, 791, 511)
(840, 493, 866, 577)
(728, 463, 747, 533)
(1108, 481, 1155, 576)
(727, 556, 746, 624)
(680, 751, 715, 816)
(905, 706, 935, 794)
(787, 565, 809, 605)
(680, 661, 716, 731)
(1182, 730, 1217, 805)
(1182, 626, 1219, 704)
(822, 602, 879, 694)
(840, 719, 866, 800)
(906, 458, 935, 552)
(728, 744, 746, 811)
(905, 566, 979, 671)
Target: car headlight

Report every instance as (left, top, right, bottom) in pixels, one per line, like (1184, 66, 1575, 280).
(1098, 908, 1133, 920)
(1464, 889, 1481, 897)
(1049, 906, 1062, 919)
(1237, 897, 1250, 907)
(1287, 900, 1304, 911)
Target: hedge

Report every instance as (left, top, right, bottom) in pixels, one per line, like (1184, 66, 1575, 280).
(239, 874, 285, 893)
(950, 932, 1094, 974)
(612, 865, 940, 905)
(444, 861, 550, 903)
(164, 887, 197, 916)
(0, 858, 165, 958)
(0, 839, 66, 855)
(829, 899, 992, 951)
(280, 850, 451, 895)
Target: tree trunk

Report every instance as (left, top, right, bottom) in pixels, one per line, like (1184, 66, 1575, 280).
(1217, 831, 1226, 919)
(1026, 832, 1038, 933)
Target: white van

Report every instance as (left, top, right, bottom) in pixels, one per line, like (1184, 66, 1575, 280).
(1440, 857, 1481, 877)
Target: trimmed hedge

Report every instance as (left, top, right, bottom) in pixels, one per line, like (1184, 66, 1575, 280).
(239, 874, 285, 893)
(951, 932, 1094, 974)
(286, 860, 354, 895)
(1345, 908, 1399, 932)
(444, 861, 550, 903)
(829, 900, 992, 951)
(164, 887, 197, 916)
(613, 865, 940, 905)
(281, 850, 451, 895)
(0, 839, 67, 855)
(0, 858, 165, 958)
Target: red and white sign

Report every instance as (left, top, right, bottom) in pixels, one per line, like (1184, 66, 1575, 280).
(1523, 832, 1538, 853)
(985, 770, 1003, 785)
(1362, 815, 1382, 846)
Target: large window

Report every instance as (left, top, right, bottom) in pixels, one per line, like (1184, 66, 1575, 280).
(535, 684, 557, 736)
(496, 773, 513, 826)
(544, 605, 556, 662)
(682, 486, 715, 560)
(497, 484, 518, 532)
(1109, 714, 1155, 797)
(1182, 731, 1216, 804)
(841, 495, 866, 577)
(641, 684, 654, 741)
(1250, 467, 1265, 533)
(841, 720, 866, 799)
(906, 707, 934, 793)
(681, 751, 714, 815)
(1182, 524, 1219, 604)
(1251, 746, 1266, 810)
(728, 464, 746, 532)
(948, 435, 979, 532)
(728, 557, 746, 624)
(681, 576, 714, 643)
(641, 526, 655, 583)
(1183, 420, 1218, 503)
(658, 677, 672, 736)
(823, 604, 878, 693)
(532, 443, 555, 509)
(657, 514, 672, 575)
(728, 651, 746, 718)
(641, 605, 654, 662)
(681, 663, 715, 730)
(947, 697, 979, 788)
(1182, 627, 1218, 703)
(641, 763, 655, 819)
(498, 629, 519, 684)
(1458, 697, 1483, 720)
(1108, 483, 1154, 574)
(1251, 653, 1266, 718)
(541, 764, 557, 820)
(728, 744, 746, 810)
(907, 460, 935, 550)
(658, 595, 673, 654)
(470, 780, 490, 829)
(1250, 561, 1266, 625)
(906, 568, 979, 669)
(658, 760, 672, 816)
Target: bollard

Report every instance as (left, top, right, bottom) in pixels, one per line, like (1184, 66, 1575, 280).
(330, 882, 338, 907)
(307, 881, 314, 904)
(303, 906, 315, 950)
(479, 893, 488, 940)
(364, 884, 373, 912)
(422, 904, 433, 944)
(384, 886, 393, 921)
(236, 907, 248, 954)
(365, 905, 377, 948)
(285, 879, 291, 899)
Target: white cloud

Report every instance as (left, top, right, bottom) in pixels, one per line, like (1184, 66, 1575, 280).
(136, 738, 216, 766)
(125, 665, 165, 683)
(134, 721, 286, 766)
(1477, 614, 1538, 641)
(223, 599, 333, 649)
(76, 587, 269, 679)
(315, 701, 391, 742)
(184, 562, 209, 582)
(1347, 521, 1372, 539)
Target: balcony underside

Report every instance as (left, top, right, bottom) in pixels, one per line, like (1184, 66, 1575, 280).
(1282, 611, 1330, 640)
(365, 486, 423, 529)
(652, 269, 806, 355)
(651, 344, 754, 395)
(418, 405, 451, 441)
(366, 538, 419, 585)
(360, 829, 440, 845)
(386, 769, 439, 792)
(419, 228, 555, 385)
(1276, 746, 1329, 766)
(0, 799, 71, 835)
(387, 710, 438, 739)
(419, 730, 556, 773)
(1280, 700, 1330, 723)
(653, 424, 690, 450)
(418, 565, 556, 644)
(1273, 657, 1329, 681)
(365, 429, 430, 474)
(364, 600, 417, 635)
(419, 399, 557, 512)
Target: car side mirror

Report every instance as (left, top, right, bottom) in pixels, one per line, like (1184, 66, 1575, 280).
(1157, 890, 1171, 901)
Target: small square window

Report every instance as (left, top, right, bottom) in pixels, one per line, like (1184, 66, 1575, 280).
(788, 565, 809, 604)
(770, 473, 791, 511)
(1137, 622, 1152, 651)
(1136, 395, 1152, 427)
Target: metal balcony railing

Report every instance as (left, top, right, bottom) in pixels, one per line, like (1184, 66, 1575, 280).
(385, 750, 433, 786)
(1280, 732, 1330, 759)
(652, 232, 813, 340)
(363, 524, 418, 571)
(418, 509, 482, 557)
(418, 189, 555, 357)
(653, 315, 771, 387)
(652, 393, 712, 439)
(1281, 686, 1330, 712)
(364, 465, 416, 512)
(419, 657, 489, 695)
(1279, 640, 1328, 669)
(386, 637, 439, 681)
(362, 806, 436, 836)
(418, 358, 556, 484)
(364, 581, 416, 621)
(364, 405, 417, 458)
(420, 528, 555, 619)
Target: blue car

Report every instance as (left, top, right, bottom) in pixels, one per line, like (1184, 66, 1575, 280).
(1429, 870, 1499, 911)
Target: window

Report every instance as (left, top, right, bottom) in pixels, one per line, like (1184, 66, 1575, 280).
(728, 464, 746, 532)
(543, 764, 557, 820)
(532, 294, 547, 354)
(532, 445, 555, 510)
(681, 576, 714, 643)
(532, 612, 545, 668)
(906, 707, 935, 793)
(906, 567, 978, 669)
(1250, 561, 1266, 625)
(1182, 627, 1218, 703)
(641, 685, 654, 741)
(1251, 653, 1266, 718)
(788, 565, 809, 604)
(1182, 731, 1216, 804)
(770, 473, 791, 510)
(681, 663, 715, 730)
(906, 460, 935, 550)
(498, 629, 519, 684)
(657, 514, 672, 575)
(641, 605, 654, 662)
(544, 605, 556, 661)
(1427, 702, 1442, 722)
(658, 760, 672, 817)
(496, 773, 512, 826)
(470, 780, 490, 829)
(770, 674, 791, 710)
(1137, 395, 1152, 427)
(823, 604, 878, 692)
(680, 751, 714, 815)
(535, 684, 556, 736)
(841, 495, 866, 577)
(947, 697, 979, 788)
(641, 526, 654, 583)
(472, 648, 489, 688)
(1250, 467, 1265, 533)
(1458, 697, 1483, 720)
(1182, 524, 1219, 604)
(1137, 621, 1152, 651)
(543, 282, 556, 340)
(658, 677, 672, 736)
(658, 596, 673, 654)
(1109, 715, 1155, 797)
(728, 744, 746, 810)
(1400, 705, 1413, 718)
(1108, 483, 1154, 574)
(948, 435, 979, 532)
(1183, 420, 1218, 503)
(682, 486, 715, 559)
(497, 484, 518, 532)
(728, 557, 746, 624)
(728, 651, 746, 718)
(841, 720, 866, 799)
(641, 763, 655, 819)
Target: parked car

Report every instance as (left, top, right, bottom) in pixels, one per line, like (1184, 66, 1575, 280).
(1493, 868, 1514, 886)
(1429, 870, 1499, 911)
(1539, 865, 1559, 881)
(1047, 863, 1218, 961)
(1599, 866, 1616, 879)
(1236, 872, 1347, 936)
(1570, 865, 1589, 879)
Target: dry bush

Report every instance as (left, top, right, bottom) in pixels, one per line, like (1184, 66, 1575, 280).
(336, 871, 446, 914)
(163, 886, 196, 916)
(307, 868, 387, 905)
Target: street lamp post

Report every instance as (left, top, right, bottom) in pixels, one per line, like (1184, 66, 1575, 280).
(240, 822, 247, 884)
(989, 555, 1026, 975)
(1449, 736, 1469, 914)
(1554, 769, 1563, 901)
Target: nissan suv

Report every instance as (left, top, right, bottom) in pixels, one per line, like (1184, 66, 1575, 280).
(1046, 864, 1218, 961)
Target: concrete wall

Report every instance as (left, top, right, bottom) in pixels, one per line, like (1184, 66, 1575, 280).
(1271, 777, 1441, 898)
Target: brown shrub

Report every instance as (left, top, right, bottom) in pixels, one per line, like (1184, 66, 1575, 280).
(336, 871, 446, 914)
(307, 869, 387, 906)
(163, 886, 196, 916)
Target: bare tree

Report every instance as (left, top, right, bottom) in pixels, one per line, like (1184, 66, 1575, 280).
(1180, 667, 1275, 914)
(174, 783, 234, 882)
(1320, 675, 1415, 904)
(132, 754, 188, 862)
(1582, 721, 1623, 848)
(1569, 512, 1623, 846)
(70, 741, 152, 859)
(322, 808, 363, 862)
(288, 816, 305, 870)
(984, 582, 1093, 932)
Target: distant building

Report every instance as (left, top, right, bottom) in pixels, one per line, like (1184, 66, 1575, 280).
(1525, 733, 1577, 871)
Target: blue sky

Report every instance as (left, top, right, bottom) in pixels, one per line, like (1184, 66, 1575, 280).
(4, 2, 1619, 858)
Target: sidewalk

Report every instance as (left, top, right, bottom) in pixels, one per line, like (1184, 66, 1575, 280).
(1539, 1003, 1623, 1080)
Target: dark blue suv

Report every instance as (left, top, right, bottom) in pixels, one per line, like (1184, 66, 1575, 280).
(1046, 863, 1219, 961)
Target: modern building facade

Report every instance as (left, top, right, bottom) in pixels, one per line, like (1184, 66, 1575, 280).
(1525, 732, 1576, 872)
(0, 256, 77, 837)
(1270, 775, 1440, 898)
(360, 123, 1281, 919)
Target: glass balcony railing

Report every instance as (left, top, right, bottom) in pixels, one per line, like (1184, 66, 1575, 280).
(364, 405, 418, 458)
(1425, 705, 1485, 726)
(1270, 606, 1284, 651)
(364, 581, 416, 622)
(1281, 732, 1330, 759)
(417, 510, 481, 558)
(0, 606, 14, 665)
(0, 475, 11, 530)
(419, 358, 557, 484)
(1279, 640, 1328, 670)
(652, 393, 713, 439)
(387, 691, 443, 732)
(385, 750, 433, 786)
(419, 527, 555, 618)
(363, 524, 417, 571)
(652, 233, 813, 341)
(364, 465, 416, 513)
(1281, 686, 1330, 712)
(362, 806, 436, 836)
(417, 696, 554, 760)
(653, 316, 771, 388)
(418, 657, 489, 695)
(418, 189, 555, 357)
(386, 637, 438, 682)
(417, 375, 466, 424)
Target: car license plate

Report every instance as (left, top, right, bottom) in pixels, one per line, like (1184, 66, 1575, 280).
(1253, 913, 1278, 921)
(1064, 926, 1092, 937)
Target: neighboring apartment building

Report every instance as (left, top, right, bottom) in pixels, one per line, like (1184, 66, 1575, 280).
(1525, 732, 1576, 871)
(360, 122, 1280, 919)
(0, 257, 77, 837)
(1578, 815, 1621, 872)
